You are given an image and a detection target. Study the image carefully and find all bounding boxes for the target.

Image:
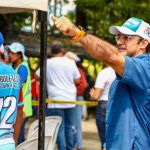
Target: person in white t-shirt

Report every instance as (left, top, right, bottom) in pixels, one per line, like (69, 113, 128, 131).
(89, 67, 116, 150)
(35, 41, 81, 150)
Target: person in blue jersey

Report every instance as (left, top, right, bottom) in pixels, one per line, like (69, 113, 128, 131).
(0, 33, 23, 150)
(52, 16, 150, 150)
(5, 42, 32, 145)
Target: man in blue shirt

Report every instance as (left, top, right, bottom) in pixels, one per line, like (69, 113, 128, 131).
(51, 16, 150, 150)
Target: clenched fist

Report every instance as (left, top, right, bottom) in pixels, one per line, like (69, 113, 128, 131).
(51, 15, 80, 37)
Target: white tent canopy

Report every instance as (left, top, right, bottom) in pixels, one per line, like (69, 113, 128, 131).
(0, 0, 47, 14)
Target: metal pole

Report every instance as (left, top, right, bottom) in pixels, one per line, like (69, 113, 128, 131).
(38, 10, 47, 150)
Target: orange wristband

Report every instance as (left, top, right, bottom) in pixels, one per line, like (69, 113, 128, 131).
(72, 30, 86, 41)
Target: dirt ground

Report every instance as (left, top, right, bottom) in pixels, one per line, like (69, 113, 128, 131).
(25, 113, 101, 150)
(81, 118, 101, 150)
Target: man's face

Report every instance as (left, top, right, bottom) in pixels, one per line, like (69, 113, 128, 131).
(9, 50, 22, 63)
(117, 33, 142, 57)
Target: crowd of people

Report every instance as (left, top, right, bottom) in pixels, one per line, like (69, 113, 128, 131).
(0, 36, 95, 150)
(0, 15, 150, 150)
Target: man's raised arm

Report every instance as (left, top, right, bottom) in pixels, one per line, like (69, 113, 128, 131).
(51, 15, 125, 77)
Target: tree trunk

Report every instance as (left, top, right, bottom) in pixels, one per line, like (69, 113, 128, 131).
(51, 0, 57, 35)
(93, 11, 96, 34)
(2, 14, 13, 25)
(47, 0, 52, 33)
(59, 1, 62, 17)
(76, 4, 87, 30)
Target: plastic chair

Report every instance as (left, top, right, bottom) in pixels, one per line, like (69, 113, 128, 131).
(16, 136, 51, 150)
(27, 119, 39, 139)
(27, 116, 62, 150)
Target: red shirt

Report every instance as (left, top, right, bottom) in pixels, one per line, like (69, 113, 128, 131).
(76, 68, 87, 96)
(31, 75, 37, 98)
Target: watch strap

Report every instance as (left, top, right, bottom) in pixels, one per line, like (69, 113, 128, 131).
(72, 30, 86, 41)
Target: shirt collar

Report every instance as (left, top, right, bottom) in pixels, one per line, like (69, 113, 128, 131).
(135, 53, 149, 59)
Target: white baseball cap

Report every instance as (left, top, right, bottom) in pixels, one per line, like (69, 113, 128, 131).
(109, 17, 150, 43)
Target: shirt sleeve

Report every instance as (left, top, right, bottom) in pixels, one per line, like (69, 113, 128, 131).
(95, 69, 109, 89)
(76, 68, 87, 95)
(17, 65, 28, 84)
(36, 68, 40, 77)
(117, 55, 150, 92)
(17, 78, 24, 110)
(73, 62, 81, 79)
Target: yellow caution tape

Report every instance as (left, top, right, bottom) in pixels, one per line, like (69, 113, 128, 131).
(32, 99, 98, 106)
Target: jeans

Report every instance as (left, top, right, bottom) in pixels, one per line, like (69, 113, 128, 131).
(18, 117, 29, 145)
(74, 96, 83, 149)
(50, 107, 75, 150)
(0, 143, 15, 150)
(32, 97, 38, 119)
(46, 103, 51, 116)
(82, 105, 88, 116)
(96, 101, 107, 150)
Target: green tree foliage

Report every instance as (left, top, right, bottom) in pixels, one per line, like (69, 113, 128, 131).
(74, 0, 150, 41)
(1, 0, 150, 40)
(12, 12, 33, 29)
(0, 12, 33, 33)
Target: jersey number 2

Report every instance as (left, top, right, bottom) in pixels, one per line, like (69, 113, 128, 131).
(0, 96, 17, 129)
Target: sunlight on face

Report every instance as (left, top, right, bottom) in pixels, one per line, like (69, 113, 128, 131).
(116, 33, 142, 57)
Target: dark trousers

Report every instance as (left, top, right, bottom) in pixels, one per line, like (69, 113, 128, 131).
(32, 97, 38, 119)
(96, 101, 107, 150)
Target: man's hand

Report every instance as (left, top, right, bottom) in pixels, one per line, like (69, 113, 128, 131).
(63, 51, 78, 61)
(34, 72, 40, 80)
(51, 15, 80, 37)
(103, 147, 106, 150)
(22, 112, 26, 123)
(89, 88, 103, 100)
(89, 88, 95, 98)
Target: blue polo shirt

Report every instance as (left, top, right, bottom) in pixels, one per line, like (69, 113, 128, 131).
(105, 53, 150, 150)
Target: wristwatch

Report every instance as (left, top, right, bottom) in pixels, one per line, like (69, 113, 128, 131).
(72, 25, 86, 41)
(78, 25, 86, 33)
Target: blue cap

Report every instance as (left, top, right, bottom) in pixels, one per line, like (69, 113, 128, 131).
(0, 32, 4, 47)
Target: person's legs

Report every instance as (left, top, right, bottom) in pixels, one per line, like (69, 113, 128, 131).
(74, 96, 83, 150)
(18, 117, 29, 145)
(96, 101, 107, 150)
(45, 91, 51, 116)
(50, 108, 66, 150)
(0, 143, 15, 150)
(65, 107, 75, 150)
(46, 103, 51, 116)
(96, 120, 106, 150)
(82, 105, 88, 120)
(32, 97, 38, 119)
